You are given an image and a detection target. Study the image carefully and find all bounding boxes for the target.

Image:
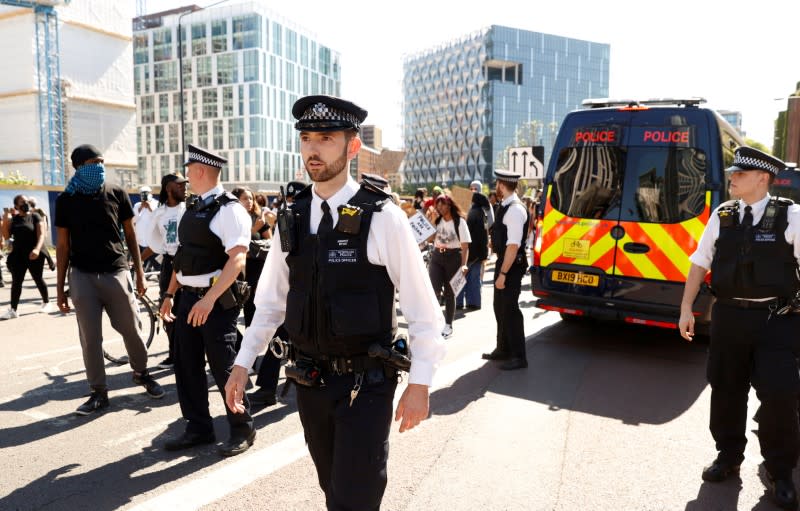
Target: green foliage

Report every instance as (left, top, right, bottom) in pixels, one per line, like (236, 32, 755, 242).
(744, 138, 771, 154)
(0, 170, 34, 186)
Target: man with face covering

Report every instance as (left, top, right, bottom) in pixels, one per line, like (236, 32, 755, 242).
(225, 95, 446, 510)
(55, 144, 165, 416)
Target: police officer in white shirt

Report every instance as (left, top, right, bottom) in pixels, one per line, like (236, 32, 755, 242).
(225, 95, 446, 510)
(159, 144, 255, 458)
(679, 146, 800, 510)
(482, 169, 530, 370)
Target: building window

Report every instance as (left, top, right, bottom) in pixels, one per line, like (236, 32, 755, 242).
(181, 59, 192, 89)
(212, 19, 227, 53)
(137, 127, 142, 154)
(286, 29, 297, 62)
(249, 83, 262, 115)
(285, 61, 295, 91)
(159, 93, 169, 122)
(169, 123, 179, 153)
(484, 61, 523, 85)
(134, 66, 142, 95)
(202, 88, 217, 119)
(213, 120, 224, 149)
(155, 125, 165, 153)
(198, 121, 209, 147)
(152, 28, 172, 62)
(134, 34, 149, 64)
(272, 22, 282, 55)
(143, 65, 151, 94)
(232, 15, 261, 50)
(172, 92, 181, 122)
(161, 154, 171, 172)
(196, 56, 212, 87)
(229, 118, 244, 148)
(217, 53, 237, 85)
(154, 61, 177, 92)
(185, 122, 193, 146)
(174, 154, 183, 170)
(222, 86, 234, 117)
(243, 49, 259, 81)
(319, 46, 331, 75)
(146, 126, 152, 153)
(300, 36, 309, 66)
(191, 23, 206, 56)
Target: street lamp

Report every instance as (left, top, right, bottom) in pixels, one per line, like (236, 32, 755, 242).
(177, 0, 230, 163)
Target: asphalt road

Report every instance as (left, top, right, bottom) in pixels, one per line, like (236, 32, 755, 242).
(0, 263, 792, 510)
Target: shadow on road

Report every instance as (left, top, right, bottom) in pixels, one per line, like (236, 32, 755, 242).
(432, 316, 709, 426)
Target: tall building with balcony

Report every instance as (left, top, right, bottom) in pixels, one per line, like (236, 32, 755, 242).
(403, 25, 609, 187)
(133, 2, 341, 188)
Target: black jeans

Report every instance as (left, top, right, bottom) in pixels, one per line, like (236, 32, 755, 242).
(158, 255, 176, 361)
(428, 249, 462, 325)
(8, 254, 48, 310)
(173, 289, 253, 437)
(296, 369, 397, 511)
(707, 302, 800, 479)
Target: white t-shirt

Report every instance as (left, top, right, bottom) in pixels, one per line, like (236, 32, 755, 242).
(133, 198, 159, 247)
(434, 217, 472, 249)
(146, 203, 186, 256)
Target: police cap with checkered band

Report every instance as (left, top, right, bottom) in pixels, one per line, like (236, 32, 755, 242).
(184, 144, 227, 169)
(292, 95, 368, 132)
(725, 146, 785, 176)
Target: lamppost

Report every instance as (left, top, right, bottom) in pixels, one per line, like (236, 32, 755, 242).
(177, 0, 230, 163)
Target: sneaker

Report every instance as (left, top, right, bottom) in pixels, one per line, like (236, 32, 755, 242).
(40, 302, 57, 314)
(133, 370, 165, 399)
(156, 357, 174, 369)
(75, 390, 109, 416)
(442, 324, 453, 339)
(0, 308, 18, 320)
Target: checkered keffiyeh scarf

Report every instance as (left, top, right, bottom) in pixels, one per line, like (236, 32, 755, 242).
(65, 163, 105, 195)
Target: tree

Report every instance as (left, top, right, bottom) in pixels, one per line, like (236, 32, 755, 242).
(0, 171, 34, 186)
(745, 138, 771, 154)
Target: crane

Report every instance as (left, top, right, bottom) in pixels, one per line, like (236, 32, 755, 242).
(1, 0, 68, 185)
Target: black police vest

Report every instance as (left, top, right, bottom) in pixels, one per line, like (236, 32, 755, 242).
(491, 199, 529, 266)
(710, 198, 799, 299)
(173, 193, 238, 276)
(283, 185, 397, 358)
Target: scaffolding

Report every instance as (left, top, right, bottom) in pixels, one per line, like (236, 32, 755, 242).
(1, 0, 67, 185)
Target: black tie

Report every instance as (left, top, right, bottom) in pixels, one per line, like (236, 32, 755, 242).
(742, 205, 753, 229)
(318, 201, 333, 236)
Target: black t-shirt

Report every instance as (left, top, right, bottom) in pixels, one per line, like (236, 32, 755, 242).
(54, 184, 135, 273)
(9, 213, 42, 260)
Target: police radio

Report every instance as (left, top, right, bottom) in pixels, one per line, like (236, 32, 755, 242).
(277, 185, 296, 252)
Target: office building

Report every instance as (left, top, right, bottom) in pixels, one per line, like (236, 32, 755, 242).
(402, 25, 609, 187)
(133, 2, 341, 188)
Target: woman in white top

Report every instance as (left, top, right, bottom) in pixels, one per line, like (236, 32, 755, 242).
(428, 194, 471, 338)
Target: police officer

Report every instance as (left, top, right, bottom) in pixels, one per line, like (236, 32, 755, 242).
(679, 146, 800, 510)
(225, 95, 446, 510)
(160, 144, 255, 457)
(482, 169, 530, 370)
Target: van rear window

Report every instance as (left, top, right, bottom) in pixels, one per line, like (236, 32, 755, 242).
(551, 145, 707, 223)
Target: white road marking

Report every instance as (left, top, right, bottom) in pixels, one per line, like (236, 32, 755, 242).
(16, 338, 123, 361)
(127, 313, 558, 511)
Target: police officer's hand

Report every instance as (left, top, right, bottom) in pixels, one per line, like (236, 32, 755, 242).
(678, 307, 695, 342)
(225, 365, 249, 414)
(159, 297, 174, 323)
(495, 273, 506, 290)
(395, 383, 429, 433)
(187, 295, 214, 327)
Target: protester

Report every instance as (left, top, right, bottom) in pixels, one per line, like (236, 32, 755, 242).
(55, 144, 164, 415)
(457, 190, 491, 311)
(1, 195, 53, 320)
(28, 197, 55, 271)
(413, 188, 426, 210)
(429, 194, 471, 338)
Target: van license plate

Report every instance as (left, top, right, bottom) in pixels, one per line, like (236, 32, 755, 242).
(551, 270, 599, 287)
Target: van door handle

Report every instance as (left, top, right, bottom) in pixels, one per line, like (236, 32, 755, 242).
(623, 242, 650, 254)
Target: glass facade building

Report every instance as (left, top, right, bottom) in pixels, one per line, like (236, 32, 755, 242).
(403, 25, 609, 187)
(133, 2, 340, 187)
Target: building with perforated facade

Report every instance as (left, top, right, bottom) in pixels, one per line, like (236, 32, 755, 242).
(402, 25, 609, 187)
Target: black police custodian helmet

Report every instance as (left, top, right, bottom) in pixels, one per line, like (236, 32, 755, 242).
(292, 95, 368, 132)
(726, 146, 785, 176)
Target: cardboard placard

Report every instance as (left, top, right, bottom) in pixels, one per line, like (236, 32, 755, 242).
(450, 268, 466, 296)
(408, 212, 436, 244)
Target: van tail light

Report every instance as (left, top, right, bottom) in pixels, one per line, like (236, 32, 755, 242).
(533, 218, 544, 267)
(539, 304, 584, 316)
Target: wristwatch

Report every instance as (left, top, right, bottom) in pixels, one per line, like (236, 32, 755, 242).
(163, 292, 174, 299)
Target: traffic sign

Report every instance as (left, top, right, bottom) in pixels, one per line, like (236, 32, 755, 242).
(508, 146, 544, 178)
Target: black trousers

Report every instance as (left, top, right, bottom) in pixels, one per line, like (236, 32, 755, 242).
(492, 263, 526, 359)
(428, 249, 462, 325)
(173, 289, 253, 437)
(158, 255, 175, 360)
(254, 325, 285, 394)
(8, 254, 48, 310)
(707, 302, 800, 479)
(296, 369, 397, 511)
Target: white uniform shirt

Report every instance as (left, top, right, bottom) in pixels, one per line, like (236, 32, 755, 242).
(690, 194, 800, 300)
(434, 217, 472, 249)
(146, 202, 186, 256)
(500, 192, 528, 248)
(176, 185, 251, 287)
(236, 177, 447, 386)
(133, 198, 159, 246)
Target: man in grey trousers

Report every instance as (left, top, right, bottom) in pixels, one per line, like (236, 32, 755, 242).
(55, 144, 165, 415)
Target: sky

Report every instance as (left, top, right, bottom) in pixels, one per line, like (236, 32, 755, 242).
(150, 0, 800, 152)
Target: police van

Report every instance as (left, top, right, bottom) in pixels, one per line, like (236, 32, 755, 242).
(530, 98, 744, 333)
(770, 164, 800, 203)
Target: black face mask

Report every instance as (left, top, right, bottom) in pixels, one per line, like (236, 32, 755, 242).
(18, 203, 30, 213)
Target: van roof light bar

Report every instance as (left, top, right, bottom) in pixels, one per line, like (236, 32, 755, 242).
(581, 97, 707, 109)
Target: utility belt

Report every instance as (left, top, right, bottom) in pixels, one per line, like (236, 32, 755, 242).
(179, 278, 251, 310)
(715, 296, 800, 317)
